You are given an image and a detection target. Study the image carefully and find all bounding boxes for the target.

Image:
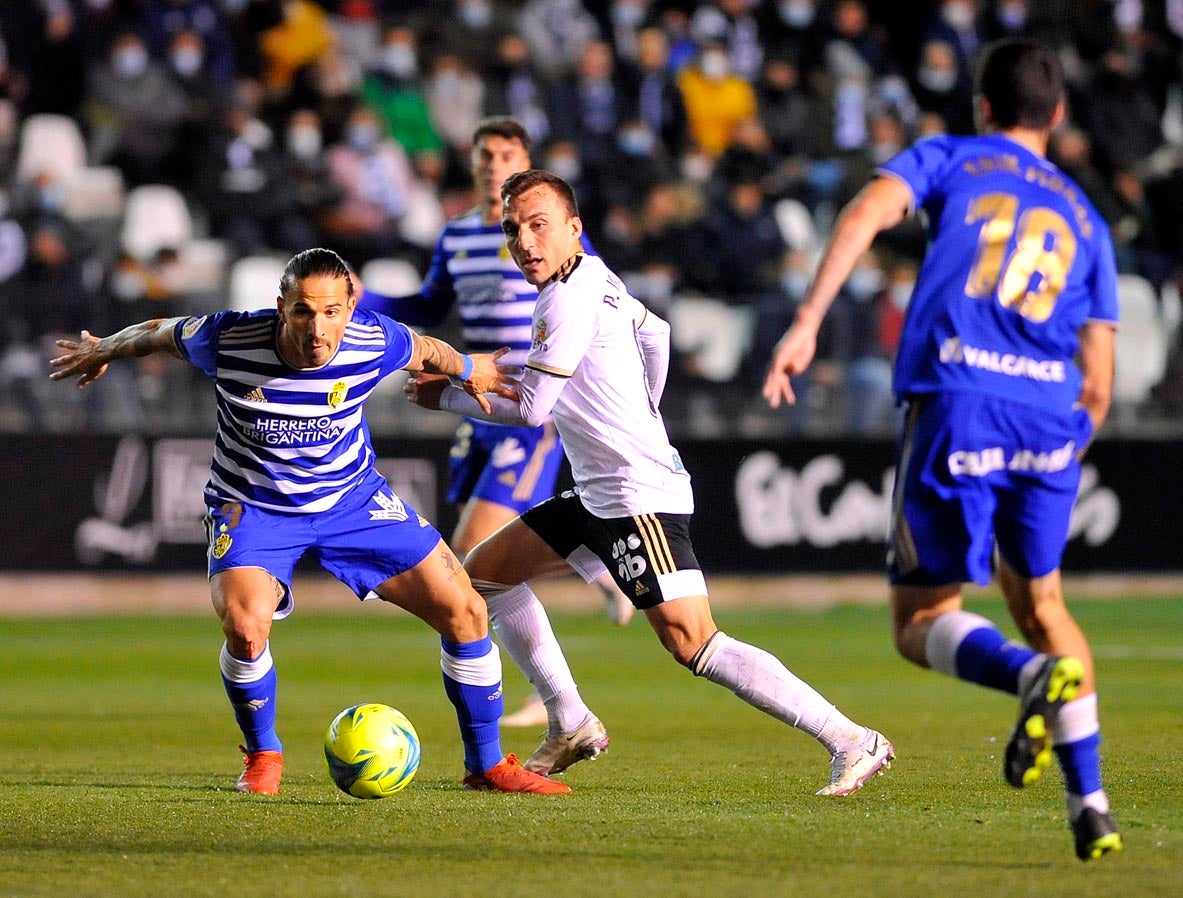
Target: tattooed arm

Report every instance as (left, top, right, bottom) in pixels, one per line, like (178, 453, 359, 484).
(404, 331, 512, 414)
(50, 318, 186, 388)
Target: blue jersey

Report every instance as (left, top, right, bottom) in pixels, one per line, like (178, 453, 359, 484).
(360, 209, 595, 368)
(174, 308, 413, 514)
(879, 134, 1119, 412)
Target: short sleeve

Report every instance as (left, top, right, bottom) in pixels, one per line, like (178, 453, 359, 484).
(1087, 224, 1120, 324)
(526, 281, 596, 378)
(877, 135, 958, 212)
(174, 311, 237, 377)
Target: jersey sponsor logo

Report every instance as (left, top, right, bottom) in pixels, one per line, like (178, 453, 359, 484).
(491, 438, 527, 468)
(241, 415, 346, 446)
(369, 490, 409, 522)
(948, 441, 1076, 477)
(939, 336, 1067, 383)
(633, 580, 650, 598)
(243, 387, 266, 403)
(181, 316, 207, 340)
(612, 534, 648, 582)
(328, 380, 348, 410)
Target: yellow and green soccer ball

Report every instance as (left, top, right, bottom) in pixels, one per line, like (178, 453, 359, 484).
(324, 703, 420, 799)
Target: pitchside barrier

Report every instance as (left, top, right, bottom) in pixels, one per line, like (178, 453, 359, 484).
(0, 435, 1169, 572)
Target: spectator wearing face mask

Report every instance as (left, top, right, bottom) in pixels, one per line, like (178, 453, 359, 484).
(911, 38, 974, 134)
(167, 29, 234, 191)
(361, 25, 443, 157)
(86, 31, 191, 185)
(678, 41, 758, 157)
(619, 27, 689, 160)
(143, 0, 235, 84)
(321, 106, 417, 265)
(425, 54, 485, 155)
(482, 32, 554, 145)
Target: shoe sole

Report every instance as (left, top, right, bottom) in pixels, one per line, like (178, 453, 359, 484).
(1005, 657, 1084, 789)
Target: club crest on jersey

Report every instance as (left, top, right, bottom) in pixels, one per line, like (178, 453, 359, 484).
(327, 380, 348, 409)
(211, 533, 233, 559)
(533, 318, 549, 351)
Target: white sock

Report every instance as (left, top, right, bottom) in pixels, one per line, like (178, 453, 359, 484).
(1054, 693, 1100, 744)
(692, 632, 867, 753)
(486, 583, 590, 735)
(924, 610, 997, 676)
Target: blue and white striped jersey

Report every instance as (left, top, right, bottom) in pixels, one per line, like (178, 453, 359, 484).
(174, 308, 413, 514)
(360, 208, 596, 368)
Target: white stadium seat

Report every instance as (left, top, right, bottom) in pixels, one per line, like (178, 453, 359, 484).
(64, 166, 125, 221)
(15, 114, 87, 185)
(1112, 273, 1167, 405)
(229, 255, 287, 311)
(121, 184, 194, 260)
(360, 258, 422, 296)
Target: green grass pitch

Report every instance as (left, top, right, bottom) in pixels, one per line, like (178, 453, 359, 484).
(1, 596, 1180, 897)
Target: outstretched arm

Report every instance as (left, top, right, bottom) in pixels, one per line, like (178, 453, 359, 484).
(50, 318, 186, 388)
(405, 331, 511, 413)
(762, 176, 911, 408)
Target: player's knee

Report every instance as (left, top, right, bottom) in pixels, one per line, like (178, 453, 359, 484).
(890, 617, 930, 668)
(433, 588, 488, 642)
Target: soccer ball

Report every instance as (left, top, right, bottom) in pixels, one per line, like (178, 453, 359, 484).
(324, 703, 421, 799)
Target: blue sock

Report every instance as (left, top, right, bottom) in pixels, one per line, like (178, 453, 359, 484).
(954, 627, 1038, 695)
(441, 635, 504, 774)
(1055, 731, 1103, 797)
(220, 643, 281, 753)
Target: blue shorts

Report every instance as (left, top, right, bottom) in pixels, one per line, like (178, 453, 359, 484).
(446, 418, 565, 513)
(203, 470, 442, 618)
(889, 392, 1094, 587)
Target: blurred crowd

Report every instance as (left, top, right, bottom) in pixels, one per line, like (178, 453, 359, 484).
(1, 0, 1182, 436)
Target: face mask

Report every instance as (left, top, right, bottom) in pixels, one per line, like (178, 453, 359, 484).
(782, 270, 811, 299)
(383, 44, 417, 78)
(888, 282, 914, 311)
(240, 118, 273, 151)
(871, 141, 900, 164)
(114, 46, 148, 79)
(39, 184, 65, 211)
(681, 152, 713, 183)
(546, 156, 581, 182)
(287, 125, 322, 159)
(878, 75, 910, 105)
(460, 0, 492, 28)
(998, 3, 1027, 30)
(846, 266, 883, 300)
(347, 123, 379, 152)
(433, 71, 465, 97)
(941, 1, 976, 30)
(613, 1, 646, 27)
(172, 47, 203, 77)
(111, 271, 146, 300)
(918, 65, 958, 94)
(618, 127, 655, 156)
(778, 0, 816, 28)
(700, 52, 729, 81)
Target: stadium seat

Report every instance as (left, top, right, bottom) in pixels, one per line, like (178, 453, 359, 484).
(64, 166, 125, 221)
(668, 296, 755, 383)
(121, 185, 194, 261)
(14, 114, 88, 186)
(229, 255, 288, 311)
(1161, 278, 1181, 346)
(1112, 273, 1167, 406)
(774, 198, 820, 255)
(180, 238, 230, 295)
(360, 258, 422, 296)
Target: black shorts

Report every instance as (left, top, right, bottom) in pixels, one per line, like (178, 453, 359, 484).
(521, 490, 706, 610)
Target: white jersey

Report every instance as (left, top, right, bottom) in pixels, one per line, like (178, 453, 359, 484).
(525, 254, 693, 517)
